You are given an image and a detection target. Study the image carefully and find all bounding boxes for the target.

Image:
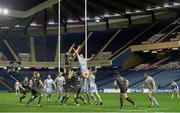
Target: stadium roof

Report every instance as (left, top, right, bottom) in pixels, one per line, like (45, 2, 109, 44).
(0, 0, 179, 36)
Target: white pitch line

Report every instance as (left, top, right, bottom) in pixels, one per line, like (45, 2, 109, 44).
(0, 102, 170, 112)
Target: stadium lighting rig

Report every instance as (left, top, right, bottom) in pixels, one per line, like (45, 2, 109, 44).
(0, 8, 9, 15)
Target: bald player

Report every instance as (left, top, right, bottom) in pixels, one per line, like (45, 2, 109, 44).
(141, 73, 159, 107)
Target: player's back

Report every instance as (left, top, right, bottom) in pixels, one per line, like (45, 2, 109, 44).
(89, 75, 96, 87)
(116, 77, 127, 90)
(145, 76, 156, 90)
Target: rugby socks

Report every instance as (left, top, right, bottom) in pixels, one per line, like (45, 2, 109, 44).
(20, 95, 26, 103)
(64, 96, 69, 104)
(120, 97, 123, 109)
(126, 97, 135, 106)
(79, 96, 86, 104)
(38, 96, 42, 105)
(151, 96, 159, 106)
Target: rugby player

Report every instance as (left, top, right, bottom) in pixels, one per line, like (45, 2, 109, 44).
(19, 77, 29, 103)
(141, 73, 159, 107)
(55, 72, 66, 103)
(170, 81, 179, 99)
(89, 71, 103, 105)
(14, 80, 20, 95)
(114, 75, 136, 109)
(27, 72, 44, 107)
(44, 75, 56, 103)
(72, 46, 94, 78)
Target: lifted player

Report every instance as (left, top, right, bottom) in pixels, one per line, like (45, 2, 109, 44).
(73, 46, 94, 78)
(27, 72, 44, 107)
(141, 73, 159, 107)
(44, 75, 56, 103)
(170, 81, 179, 99)
(114, 74, 136, 109)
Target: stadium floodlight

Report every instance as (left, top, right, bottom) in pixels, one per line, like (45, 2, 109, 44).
(152, 51, 157, 53)
(3, 8, 9, 15)
(135, 10, 142, 13)
(172, 48, 178, 50)
(143, 50, 149, 53)
(48, 67, 55, 69)
(23, 67, 30, 69)
(174, 2, 180, 6)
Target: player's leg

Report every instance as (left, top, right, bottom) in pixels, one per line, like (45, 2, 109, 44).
(27, 94, 38, 107)
(94, 92, 103, 105)
(57, 88, 63, 104)
(122, 93, 136, 108)
(119, 93, 124, 109)
(90, 93, 98, 104)
(47, 88, 52, 103)
(172, 90, 175, 99)
(176, 90, 179, 99)
(19, 91, 26, 103)
(37, 93, 43, 107)
(149, 91, 159, 107)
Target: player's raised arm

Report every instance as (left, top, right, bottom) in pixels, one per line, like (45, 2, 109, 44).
(87, 54, 95, 61)
(67, 43, 75, 54)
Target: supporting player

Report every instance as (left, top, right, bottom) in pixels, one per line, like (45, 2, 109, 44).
(14, 80, 20, 95)
(65, 44, 75, 79)
(89, 70, 103, 105)
(73, 45, 94, 78)
(19, 77, 29, 103)
(27, 72, 44, 107)
(114, 74, 136, 109)
(170, 81, 179, 99)
(141, 73, 159, 107)
(44, 75, 56, 103)
(80, 77, 91, 104)
(55, 72, 66, 103)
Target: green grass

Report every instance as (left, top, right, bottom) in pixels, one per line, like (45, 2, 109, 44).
(0, 92, 180, 112)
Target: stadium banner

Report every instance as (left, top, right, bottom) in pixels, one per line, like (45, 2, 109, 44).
(103, 88, 172, 93)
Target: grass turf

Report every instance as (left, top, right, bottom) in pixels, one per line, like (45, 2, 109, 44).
(0, 92, 179, 112)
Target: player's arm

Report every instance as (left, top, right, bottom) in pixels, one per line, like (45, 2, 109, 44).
(87, 54, 95, 61)
(67, 43, 75, 54)
(152, 80, 156, 91)
(114, 80, 118, 90)
(19, 84, 25, 91)
(63, 77, 66, 85)
(29, 80, 33, 89)
(125, 79, 129, 88)
(140, 79, 146, 89)
(53, 81, 56, 90)
(72, 47, 78, 56)
(39, 80, 44, 88)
